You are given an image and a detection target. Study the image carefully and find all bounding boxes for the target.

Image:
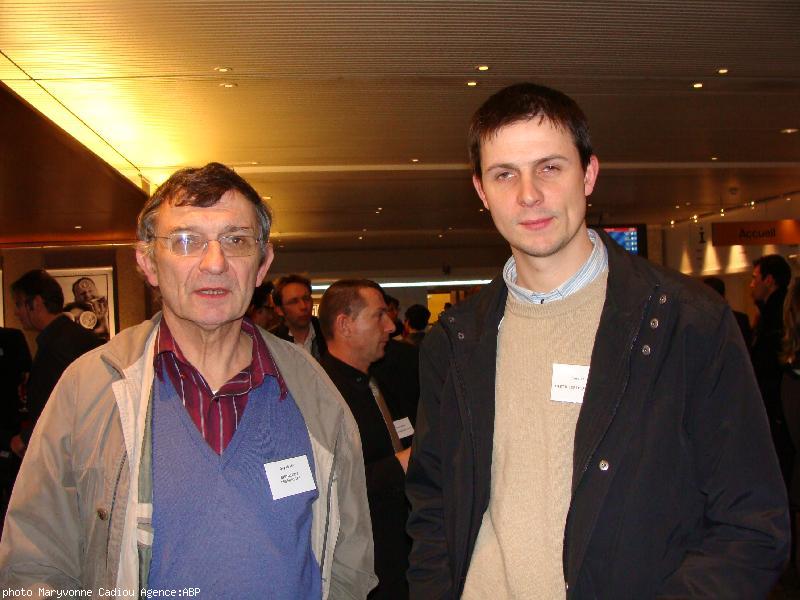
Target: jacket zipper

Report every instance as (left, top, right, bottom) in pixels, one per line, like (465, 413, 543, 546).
(319, 426, 340, 579)
(564, 290, 655, 593)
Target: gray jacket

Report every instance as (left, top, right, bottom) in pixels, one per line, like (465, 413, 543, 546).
(0, 316, 377, 598)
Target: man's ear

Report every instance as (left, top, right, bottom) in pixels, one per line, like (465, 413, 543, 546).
(583, 155, 600, 196)
(472, 174, 490, 210)
(256, 243, 274, 287)
(334, 312, 352, 339)
(31, 295, 45, 313)
(135, 247, 159, 288)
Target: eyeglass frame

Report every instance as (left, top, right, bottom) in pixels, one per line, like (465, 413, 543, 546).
(151, 231, 265, 257)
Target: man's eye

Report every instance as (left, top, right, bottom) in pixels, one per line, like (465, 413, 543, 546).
(495, 171, 514, 181)
(541, 164, 560, 173)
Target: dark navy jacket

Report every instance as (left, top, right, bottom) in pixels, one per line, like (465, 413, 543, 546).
(406, 229, 789, 599)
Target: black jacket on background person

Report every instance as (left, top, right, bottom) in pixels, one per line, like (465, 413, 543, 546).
(23, 314, 102, 443)
(406, 229, 789, 599)
(0, 328, 31, 452)
(321, 351, 415, 600)
(270, 316, 327, 361)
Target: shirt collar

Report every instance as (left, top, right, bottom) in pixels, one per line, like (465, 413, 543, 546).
(503, 228, 608, 304)
(154, 316, 286, 398)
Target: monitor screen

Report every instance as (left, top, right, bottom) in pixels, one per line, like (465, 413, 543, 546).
(601, 225, 647, 257)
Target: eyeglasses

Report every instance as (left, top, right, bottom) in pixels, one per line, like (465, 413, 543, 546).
(154, 232, 261, 257)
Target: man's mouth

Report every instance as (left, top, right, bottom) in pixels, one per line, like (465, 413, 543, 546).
(519, 217, 554, 230)
(196, 288, 228, 296)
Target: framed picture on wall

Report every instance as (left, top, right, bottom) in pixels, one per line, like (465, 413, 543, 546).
(48, 267, 116, 340)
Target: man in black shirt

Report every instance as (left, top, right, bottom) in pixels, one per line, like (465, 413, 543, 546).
(10, 270, 102, 454)
(318, 279, 416, 599)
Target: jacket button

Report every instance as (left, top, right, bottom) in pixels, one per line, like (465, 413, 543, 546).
(599, 459, 610, 471)
(97, 508, 109, 521)
(457, 332, 465, 340)
(650, 318, 659, 329)
(448, 317, 455, 323)
(659, 294, 667, 304)
(641, 344, 651, 356)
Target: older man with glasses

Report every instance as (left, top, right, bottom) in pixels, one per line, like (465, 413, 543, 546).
(0, 162, 376, 599)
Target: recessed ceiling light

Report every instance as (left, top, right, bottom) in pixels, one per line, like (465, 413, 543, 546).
(710, 156, 718, 161)
(375, 211, 380, 214)
(476, 65, 489, 71)
(781, 128, 798, 134)
(685, 201, 691, 206)
(438, 234, 443, 238)
(362, 228, 367, 232)
(692, 82, 703, 89)
(467, 81, 478, 87)
(377, 207, 383, 210)
(675, 205, 680, 209)
(587, 203, 592, 207)
(720, 208, 725, 215)
(214, 66, 232, 73)
(262, 195, 272, 200)
(717, 68, 728, 75)
(219, 82, 237, 88)
(411, 158, 419, 163)
(74, 225, 82, 230)
(479, 208, 485, 212)
(670, 220, 675, 226)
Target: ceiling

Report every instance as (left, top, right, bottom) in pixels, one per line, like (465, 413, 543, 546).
(1, 0, 799, 252)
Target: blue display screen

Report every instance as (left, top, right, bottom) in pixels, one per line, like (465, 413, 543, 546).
(604, 226, 640, 254)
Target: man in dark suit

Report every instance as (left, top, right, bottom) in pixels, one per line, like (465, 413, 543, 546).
(318, 279, 416, 599)
(0, 327, 31, 521)
(10, 269, 102, 455)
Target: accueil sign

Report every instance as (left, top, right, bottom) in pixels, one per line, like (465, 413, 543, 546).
(711, 220, 800, 246)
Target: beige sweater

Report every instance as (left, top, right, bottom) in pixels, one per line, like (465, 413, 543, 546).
(462, 270, 608, 599)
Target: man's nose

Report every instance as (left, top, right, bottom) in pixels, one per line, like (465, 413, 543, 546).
(519, 173, 544, 207)
(198, 240, 228, 273)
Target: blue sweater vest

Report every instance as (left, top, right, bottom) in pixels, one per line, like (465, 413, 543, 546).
(148, 374, 322, 599)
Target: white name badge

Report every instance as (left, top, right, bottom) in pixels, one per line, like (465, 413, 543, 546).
(393, 417, 415, 439)
(550, 363, 590, 404)
(264, 455, 317, 500)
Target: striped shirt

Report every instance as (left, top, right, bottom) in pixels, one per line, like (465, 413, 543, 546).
(503, 228, 608, 305)
(154, 317, 287, 454)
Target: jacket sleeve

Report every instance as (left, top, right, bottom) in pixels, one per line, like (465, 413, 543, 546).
(0, 367, 82, 592)
(405, 328, 453, 598)
(658, 307, 790, 597)
(329, 405, 379, 599)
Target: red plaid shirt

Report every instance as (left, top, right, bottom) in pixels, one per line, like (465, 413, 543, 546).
(154, 318, 287, 454)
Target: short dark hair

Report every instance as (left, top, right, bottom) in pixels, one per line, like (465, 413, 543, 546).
(318, 279, 384, 341)
(272, 274, 312, 307)
(468, 82, 593, 178)
(249, 281, 275, 310)
(405, 304, 431, 331)
(702, 276, 726, 298)
(11, 269, 64, 314)
(754, 254, 792, 291)
(384, 295, 399, 310)
(137, 162, 272, 262)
